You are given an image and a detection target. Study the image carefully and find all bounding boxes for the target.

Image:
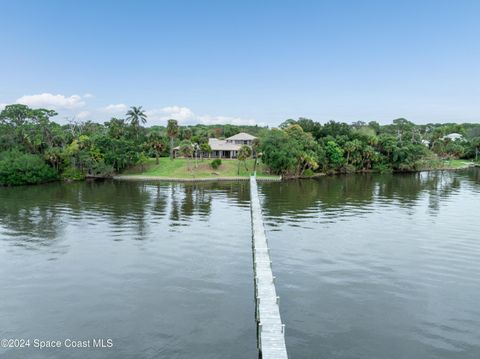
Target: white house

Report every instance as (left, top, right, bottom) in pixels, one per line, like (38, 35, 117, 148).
(441, 133, 464, 141)
(174, 132, 257, 159)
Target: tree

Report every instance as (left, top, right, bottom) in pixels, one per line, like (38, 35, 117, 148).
(183, 127, 192, 141)
(471, 137, 480, 161)
(260, 129, 296, 175)
(179, 141, 194, 170)
(200, 142, 212, 160)
(237, 145, 252, 174)
(126, 106, 147, 140)
(148, 131, 166, 164)
(167, 119, 179, 159)
(325, 141, 345, 169)
(252, 138, 260, 173)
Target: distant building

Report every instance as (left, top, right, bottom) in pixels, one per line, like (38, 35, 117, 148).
(441, 133, 464, 141)
(174, 132, 257, 159)
(421, 139, 430, 147)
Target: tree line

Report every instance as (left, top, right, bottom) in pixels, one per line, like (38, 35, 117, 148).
(0, 104, 479, 185)
(261, 118, 480, 177)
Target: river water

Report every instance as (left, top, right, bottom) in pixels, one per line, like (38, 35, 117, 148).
(0, 169, 479, 358)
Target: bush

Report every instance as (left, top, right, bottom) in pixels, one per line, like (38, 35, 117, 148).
(302, 168, 315, 177)
(210, 158, 222, 170)
(90, 160, 114, 177)
(373, 163, 393, 173)
(61, 166, 85, 181)
(0, 150, 58, 186)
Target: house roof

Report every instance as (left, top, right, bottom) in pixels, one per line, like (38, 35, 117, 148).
(442, 133, 464, 141)
(208, 138, 241, 151)
(226, 132, 257, 141)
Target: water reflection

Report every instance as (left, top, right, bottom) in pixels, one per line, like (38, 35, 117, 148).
(260, 168, 480, 359)
(259, 169, 475, 221)
(0, 179, 256, 359)
(0, 180, 252, 251)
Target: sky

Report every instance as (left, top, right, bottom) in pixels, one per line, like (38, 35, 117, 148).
(1, 0, 480, 126)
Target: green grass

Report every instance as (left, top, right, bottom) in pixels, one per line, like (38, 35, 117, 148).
(415, 158, 475, 171)
(441, 159, 475, 169)
(123, 157, 278, 179)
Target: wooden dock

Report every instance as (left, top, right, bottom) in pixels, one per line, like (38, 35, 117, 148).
(250, 175, 288, 359)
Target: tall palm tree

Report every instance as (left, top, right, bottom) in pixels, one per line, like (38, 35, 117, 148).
(167, 119, 179, 159)
(148, 131, 166, 165)
(126, 106, 147, 139)
(237, 145, 252, 175)
(252, 138, 260, 173)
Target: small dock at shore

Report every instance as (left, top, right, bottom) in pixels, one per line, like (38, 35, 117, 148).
(250, 175, 288, 359)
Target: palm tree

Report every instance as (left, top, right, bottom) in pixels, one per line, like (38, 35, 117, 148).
(167, 119, 179, 159)
(148, 131, 165, 164)
(179, 141, 194, 170)
(237, 145, 252, 175)
(183, 127, 192, 141)
(252, 138, 260, 173)
(126, 106, 147, 140)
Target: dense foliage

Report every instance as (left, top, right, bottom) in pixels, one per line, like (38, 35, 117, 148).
(1, 103, 479, 185)
(0, 150, 57, 185)
(260, 118, 480, 176)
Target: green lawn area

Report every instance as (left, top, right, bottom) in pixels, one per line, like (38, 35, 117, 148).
(123, 157, 278, 179)
(442, 159, 475, 169)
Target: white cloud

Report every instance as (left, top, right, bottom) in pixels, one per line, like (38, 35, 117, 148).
(145, 105, 255, 125)
(83, 93, 94, 98)
(16, 93, 86, 109)
(146, 105, 195, 122)
(101, 103, 128, 114)
(77, 111, 90, 119)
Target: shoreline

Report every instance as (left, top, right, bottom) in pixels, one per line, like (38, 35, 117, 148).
(114, 163, 476, 183)
(113, 175, 282, 182)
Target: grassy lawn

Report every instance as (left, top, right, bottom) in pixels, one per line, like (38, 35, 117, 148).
(442, 159, 475, 169)
(123, 157, 278, 179)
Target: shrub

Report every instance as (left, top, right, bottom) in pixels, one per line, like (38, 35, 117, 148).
(210, 158, 222, 170)
(0, 150, 57, 186)
(303, 168, 315, 177)
(61, 166, 85, 181)
(90, 160, 114, 177)
(373, 163, 392, 173)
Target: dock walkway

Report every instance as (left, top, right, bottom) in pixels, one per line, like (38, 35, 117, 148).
(250, 175, 288, 359)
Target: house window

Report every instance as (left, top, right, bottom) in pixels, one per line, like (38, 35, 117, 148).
(244, 140, 248, 144)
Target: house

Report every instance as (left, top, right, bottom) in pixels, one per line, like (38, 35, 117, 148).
(173, 132, 257, 159)
(441, 133, 464, 142)
(209, 133, 257, 158)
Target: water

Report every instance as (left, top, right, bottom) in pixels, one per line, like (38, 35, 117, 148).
(0, 180, 256, 359)
(1, 170, 479, 358)
(259, 169, 480, 359)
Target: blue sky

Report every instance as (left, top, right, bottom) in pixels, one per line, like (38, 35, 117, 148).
(1, 0, 480, 126)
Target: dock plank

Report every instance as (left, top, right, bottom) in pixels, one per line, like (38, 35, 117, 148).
(250, 175, 288, 359)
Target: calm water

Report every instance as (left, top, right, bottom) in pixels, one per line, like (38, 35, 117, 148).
(0, 181, 256, 359)
(260, 169, 480, 359)
(0, 170, 479, 359)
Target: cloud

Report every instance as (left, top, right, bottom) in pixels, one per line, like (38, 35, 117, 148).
(146, 106, 195, 122)
(77, 111, 90, 119)
(83, 93, 94, 98)
(16, 93, 86, 109)
(145, 105, 255, 125)
(101, 103, 128, 114)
